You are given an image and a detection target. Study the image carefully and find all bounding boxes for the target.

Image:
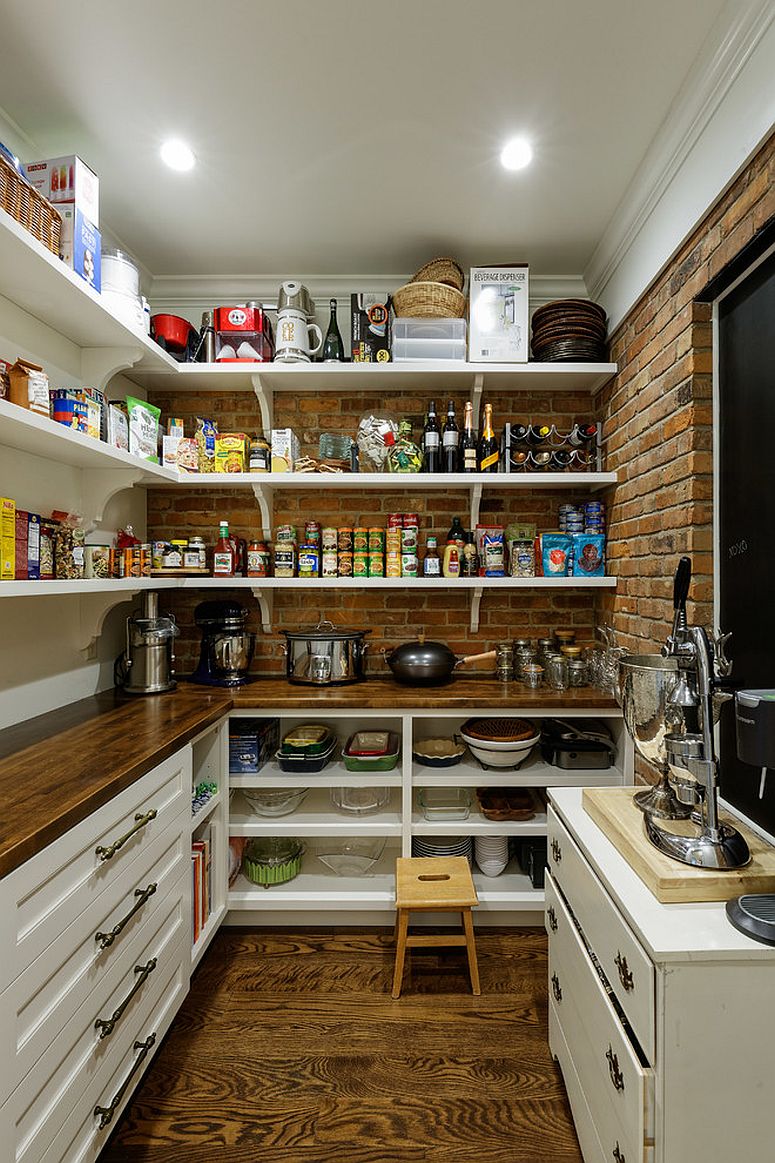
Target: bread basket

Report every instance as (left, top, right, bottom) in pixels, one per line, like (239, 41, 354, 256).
(392, 281, 466, 319)
(411, 257, 465, 291)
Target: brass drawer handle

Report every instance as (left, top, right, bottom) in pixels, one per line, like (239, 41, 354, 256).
(551, 972, 562, 1002)
(95, 883, 157, 950)
(613, 1143, 626, 1163)
(95, 958, 158, 1039)
(547, 905, 558, 932)
(94, 1033, 156, 1129)
(614, 950, 634, 991)
(606, 1044, 625, 1092)
(96, 809, 157, 862)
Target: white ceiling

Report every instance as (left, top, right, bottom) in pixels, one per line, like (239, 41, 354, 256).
(0, 0, 731, 280)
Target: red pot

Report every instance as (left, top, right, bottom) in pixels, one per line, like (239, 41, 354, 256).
(151, 313, 194, 351)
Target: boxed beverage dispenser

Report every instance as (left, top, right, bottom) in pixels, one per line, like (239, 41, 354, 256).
(214, 306, 274, 362)
(351, 293, 391, 362)
(468, 265, 529, 362)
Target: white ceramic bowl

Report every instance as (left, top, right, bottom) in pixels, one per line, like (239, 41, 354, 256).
(461, 732, 539, 769)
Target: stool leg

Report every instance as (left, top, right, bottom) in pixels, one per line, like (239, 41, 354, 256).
(462, 908, 481, 996)
(392, 909, 410, 999)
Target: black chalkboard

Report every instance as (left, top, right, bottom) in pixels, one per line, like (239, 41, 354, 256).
(718, 252, 775, 829)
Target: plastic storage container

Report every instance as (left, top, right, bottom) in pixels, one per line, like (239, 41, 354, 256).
(392, 317, 467, 362)
(417, 786, 471, 821)
(276, 736, 337, 773)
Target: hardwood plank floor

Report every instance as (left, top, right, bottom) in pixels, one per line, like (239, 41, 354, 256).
(101, 927, 582, 1163)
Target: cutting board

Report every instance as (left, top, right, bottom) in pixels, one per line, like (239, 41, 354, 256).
(582, 787, 775, 903)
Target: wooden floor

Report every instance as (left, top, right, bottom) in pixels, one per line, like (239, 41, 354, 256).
(102, 927, 582, 1163)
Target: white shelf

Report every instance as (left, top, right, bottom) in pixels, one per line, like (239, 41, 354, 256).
(228, 847, 398, 908)
(412, 807, 548, 836)
(229, 787, 402, 835)
(132, 359, 617, 394)
(229, 762, 403, 789)
(0, 577, 181, 597)
(0, 207, 178, 372)
(0, 399, 178, 480)
(159, 469, 616, 492)
(179, 576, 617, 590)
(473, 861, 545, 908)
(412, 755, 625, 788)
(191, 902, 226, 970)
(191, 790, 222, 834)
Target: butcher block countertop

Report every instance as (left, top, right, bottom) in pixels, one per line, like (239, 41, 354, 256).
(0, 677, 618, 878)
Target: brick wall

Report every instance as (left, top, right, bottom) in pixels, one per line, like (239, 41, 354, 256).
(595, 131, 775, 651)
(147, 388, 604, 675)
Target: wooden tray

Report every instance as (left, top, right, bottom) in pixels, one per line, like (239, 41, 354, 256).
(583, 787, 775, 903)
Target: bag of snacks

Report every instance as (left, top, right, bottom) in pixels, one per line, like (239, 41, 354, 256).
(541, 533, 573, 576)
(195, 416, 217, 472)
(126, 396, 161, 463)
(475, 524, 505, 577)
(572, 533, 605, 576)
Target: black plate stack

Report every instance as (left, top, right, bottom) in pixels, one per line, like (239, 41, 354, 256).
(530, 298, 608, 362)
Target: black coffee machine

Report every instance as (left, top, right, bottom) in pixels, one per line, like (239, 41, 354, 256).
(189, 600, 256, 686)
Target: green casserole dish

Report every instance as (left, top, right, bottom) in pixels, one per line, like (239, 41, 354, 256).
(341, 731, 400, 771)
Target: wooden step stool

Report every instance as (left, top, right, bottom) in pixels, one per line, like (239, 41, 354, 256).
(392, 856, 480, 999)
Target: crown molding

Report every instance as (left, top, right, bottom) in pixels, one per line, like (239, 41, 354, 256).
(585, 0, 775, 330)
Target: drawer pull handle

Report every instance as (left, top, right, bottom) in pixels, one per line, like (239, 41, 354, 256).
(95, 958, 158, 1039)
(96, 809, 157, 862)
(95, 883, 157, 950)
(551, 972, 562, 1002)
(613, 1144, 626, 1163)
(550, 838, 562, 863)
(614, 951, 634, 992)
(606, 1045, 625, 1092)
(547, 905, 558, 932)
(94, 1033, 156, 1129)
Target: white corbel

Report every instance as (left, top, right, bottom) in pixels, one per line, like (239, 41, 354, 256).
(250, 483, 274, 538)
(469, 585, 484, 634)
(250, 372, 274, 433)
(80, 468, 145, 531)
(80, 346, 145, 393)
(250, 586, 273, 633)
(78, 589, 138, 655)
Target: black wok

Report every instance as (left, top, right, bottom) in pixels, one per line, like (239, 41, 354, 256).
(384, 636, 497, 685)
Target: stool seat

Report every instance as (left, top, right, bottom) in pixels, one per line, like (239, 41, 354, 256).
(392, 856, 480, 998)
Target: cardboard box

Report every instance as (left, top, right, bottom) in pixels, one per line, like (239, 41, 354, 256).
(59, 206, 101, 291)
(270, 428, 300, 473)
(215, 433, 249, 473)
(27, 514, 40, 580)
(468, 265, 529, 362)
(1, 497, 16, 580)
(351, 293, 391, 362)
(26, 155, 99, 226)
(228, 718, 280, 773)
(14, 510, 28, 580)
(8, 359, 49, 415)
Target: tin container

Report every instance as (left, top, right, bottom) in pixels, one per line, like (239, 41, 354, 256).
(387, 513, 403, 528)
(84, 544, 111, 579)
(401, 553, 418, 578)
(338, 551, 353, 577)
(322, 550, 338, 577)
(385, 552, 401, 577)
(353, 527, 369, 552)
(322, 526, 338, 550)
(353, 551, 369, 578)
(367, 552, 384, 577)
(401, 525, 418, 554)
(337, 527, 353, 553)
(386, 528, 402, 553)
(368, 527, 384, 552)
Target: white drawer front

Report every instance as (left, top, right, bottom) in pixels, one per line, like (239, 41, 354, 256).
(1, 922, 188, 1163)
(0, 847, 188, 1089)
(547, 874, 654, 1163)
(549, 1000, 608, 1163)
(0, 748, 191, 991)
(547, 805, 655, 1061)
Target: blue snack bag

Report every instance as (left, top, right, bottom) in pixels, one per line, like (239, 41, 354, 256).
(541, 533, 573, 577)
(572, 533, 605, 577)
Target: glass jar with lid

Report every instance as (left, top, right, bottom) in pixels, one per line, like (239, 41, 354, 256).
(546, 655, 569, 691)
(568, 659, 588, 687)
(523, 662, 544, 689)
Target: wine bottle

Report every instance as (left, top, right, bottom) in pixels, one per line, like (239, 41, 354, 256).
(478, 402, 499, 473)
(321, 298, 345, 362)
(526, 423, 552, 445)
(422, 399, 441, 473)
(567, 421, 598, 446)
(510, 423, 529, 445)
(442, 399, 459, 473)
(550, 449, 574, 470)
(460, 401, 478, 473)
(447, 515, 466, 548)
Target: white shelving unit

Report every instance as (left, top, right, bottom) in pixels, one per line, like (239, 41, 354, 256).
(224, 707, 632, 922)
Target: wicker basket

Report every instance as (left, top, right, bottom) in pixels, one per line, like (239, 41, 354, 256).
(0, 152, 62, 256)
(392, 280, 466, 319)
(411, 256, 465, 291)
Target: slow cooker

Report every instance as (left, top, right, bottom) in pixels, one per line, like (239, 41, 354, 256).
(281, 620, 369, 685)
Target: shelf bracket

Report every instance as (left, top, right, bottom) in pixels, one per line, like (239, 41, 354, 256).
(250, 586, 273, 633)
(80, 467, 145, 531)
(250, 483, 274, 538)
(469, 481, 483, 531)
(78, 589, 138, 655)
(469, 585, 484, 634)
(250, 373, 274, 434)
(80, 346, 145, 394)
(472, 373, 484, 430)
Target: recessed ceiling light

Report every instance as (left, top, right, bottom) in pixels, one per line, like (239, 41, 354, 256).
(160, 139, 196, 172)
(500, 136, 533, 171)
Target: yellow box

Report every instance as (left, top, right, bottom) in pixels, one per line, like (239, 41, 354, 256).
(1, 497, 16, 580)
(214, 433, 248, 474)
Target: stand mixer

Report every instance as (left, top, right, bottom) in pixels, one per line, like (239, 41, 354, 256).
(619, 556, 750, 869)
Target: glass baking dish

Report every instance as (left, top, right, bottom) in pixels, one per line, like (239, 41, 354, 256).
(330, 786, 391, 815)
(417, 786, 471, 821)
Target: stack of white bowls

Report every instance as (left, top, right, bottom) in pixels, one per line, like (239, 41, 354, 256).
(101, 249, 145, 332)
(474, 835, 510, 877)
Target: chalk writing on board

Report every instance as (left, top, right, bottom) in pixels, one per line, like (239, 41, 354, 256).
(728, 539, 748, 557)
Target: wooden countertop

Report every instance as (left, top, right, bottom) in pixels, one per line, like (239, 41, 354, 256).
(0, 677, 618, 879)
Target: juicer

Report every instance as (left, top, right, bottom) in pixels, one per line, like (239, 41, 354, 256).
(120, 590, 179, 695)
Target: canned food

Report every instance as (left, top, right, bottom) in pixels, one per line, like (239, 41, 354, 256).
(353, 527, 369, 552)
(353, 551, 369, 578)
(276, 524, 297, 543)
(367, 552, 385, 577)
(368, 527, 384, 552)
(337, 551, 353, 577)
(337, 527, 353, 552)
(401, 525, 418, 553)
(387, 513, 403, 528)
(298, 544, 320, 577)
(84, 544, 111, 579)
(401, 553, 418, 578)
(322, 526, 338, 550)
(322, 550, 338, 577)
(385, 552, 402, 577)
(386, 529, 402, 553)
(140, 544, 151, 576)
(152, 541, 169, 570)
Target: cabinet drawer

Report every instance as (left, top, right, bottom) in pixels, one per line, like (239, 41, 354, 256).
(1, 922, 188, 1163)
(0, 748, 191, 992)
(547, 874, 654, 1163)
(547, 805, 655, 1061)
(0, 845, 189, 1090)
(549, 998, 607, 1163)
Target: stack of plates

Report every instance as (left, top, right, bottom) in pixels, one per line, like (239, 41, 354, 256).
(412, 836, 473, 862)
(531, 299, 607, 362)
(474, 835, 510, 877)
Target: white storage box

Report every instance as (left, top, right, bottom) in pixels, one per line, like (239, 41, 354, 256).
(469, 265, 529, 362)
(392, 317, 467, 362)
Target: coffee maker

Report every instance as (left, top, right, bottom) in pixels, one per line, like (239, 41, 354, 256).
(120, 591, 179, 695)
(189, 600, 256, 686)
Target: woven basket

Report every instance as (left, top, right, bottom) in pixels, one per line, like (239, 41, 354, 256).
(0, 152, 62, 256)
(392, 280, 466, 319)
(411, 256, 465, 291)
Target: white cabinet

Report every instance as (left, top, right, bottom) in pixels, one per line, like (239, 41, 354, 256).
(547, 788, 775, 1163)
(227, 707, 630, 924)
(0, 747, 193, 1163)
